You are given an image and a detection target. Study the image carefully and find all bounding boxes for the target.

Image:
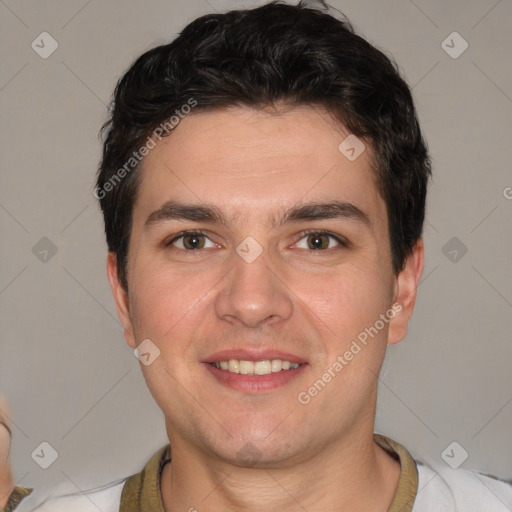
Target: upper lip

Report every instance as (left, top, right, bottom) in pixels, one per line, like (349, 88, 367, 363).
(203, 349, 307, 364)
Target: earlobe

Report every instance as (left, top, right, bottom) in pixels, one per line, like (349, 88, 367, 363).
(106, 253, 137, 348)
(387, 239, 425, 345)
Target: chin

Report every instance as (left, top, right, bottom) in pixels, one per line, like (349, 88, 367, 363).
(201, 422, 308, 468)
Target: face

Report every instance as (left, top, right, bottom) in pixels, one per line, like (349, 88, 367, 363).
(108, 105, 423, 466)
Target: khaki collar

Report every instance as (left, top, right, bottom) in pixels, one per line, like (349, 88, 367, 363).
(374, 434, 419, 512)
(120, 434, 418, 512)
(1, 486, 33, 512)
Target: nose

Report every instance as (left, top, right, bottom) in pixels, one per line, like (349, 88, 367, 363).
(213, 246, 294, 329)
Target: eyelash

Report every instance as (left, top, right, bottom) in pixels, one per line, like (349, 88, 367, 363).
(164, 229, 349, 253)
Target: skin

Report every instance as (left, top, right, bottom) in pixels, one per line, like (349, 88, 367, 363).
(0, 397, 14, 509)
(108, 105, 424, 511)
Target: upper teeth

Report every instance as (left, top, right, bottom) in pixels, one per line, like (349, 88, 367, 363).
(212, 359, 300, 375)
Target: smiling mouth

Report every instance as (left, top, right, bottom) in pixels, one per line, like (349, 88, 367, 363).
(209, 359, 303, 375)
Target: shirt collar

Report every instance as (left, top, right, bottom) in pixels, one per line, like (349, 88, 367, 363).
(1, 486, 33, 512)
(374, 434, 419, 512)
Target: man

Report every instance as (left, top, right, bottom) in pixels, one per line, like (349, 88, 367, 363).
(4, 1, 511, 511)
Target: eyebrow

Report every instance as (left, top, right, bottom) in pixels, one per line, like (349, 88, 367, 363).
(144, 200, 372, 231)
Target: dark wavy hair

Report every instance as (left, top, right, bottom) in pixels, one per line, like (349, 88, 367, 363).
(97, 0, 431, 291)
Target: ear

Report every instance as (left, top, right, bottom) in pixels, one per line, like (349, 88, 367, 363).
(387, 239, 424, 345)
(107, 252, 137, 348)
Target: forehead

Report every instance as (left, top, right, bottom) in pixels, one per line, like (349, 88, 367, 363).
(134, 105, 385, 229)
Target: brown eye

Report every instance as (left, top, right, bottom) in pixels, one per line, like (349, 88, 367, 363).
(307, 233, 331, 250)
(166, 231, 216, 251)
(182, 233, 206, 250)
(295, 231, 346, 251)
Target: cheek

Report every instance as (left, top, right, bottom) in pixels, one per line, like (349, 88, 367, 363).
(299, 263, 391, 341)
(128, 259, 210, 345)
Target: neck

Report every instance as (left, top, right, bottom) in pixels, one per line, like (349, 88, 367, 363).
(161, 424, 400, 512)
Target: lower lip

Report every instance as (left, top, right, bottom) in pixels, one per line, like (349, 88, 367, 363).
(203, 363, 307, 392)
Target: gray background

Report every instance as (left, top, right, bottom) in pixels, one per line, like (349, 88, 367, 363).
(1, 0, 511, 507)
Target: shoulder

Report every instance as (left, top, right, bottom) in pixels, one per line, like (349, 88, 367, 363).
(26, 480, 125, 512)
(414, 461, 512, 511)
